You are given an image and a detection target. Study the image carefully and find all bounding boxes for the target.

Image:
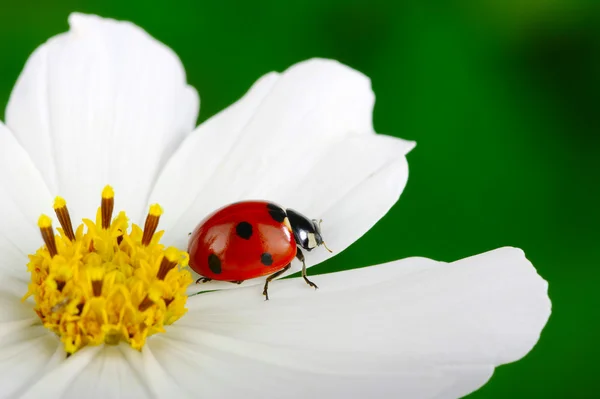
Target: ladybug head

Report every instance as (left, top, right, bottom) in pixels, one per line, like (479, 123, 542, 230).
(286, 209, 332, 253)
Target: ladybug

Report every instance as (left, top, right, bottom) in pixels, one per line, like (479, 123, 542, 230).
(188, 201, 331, 300)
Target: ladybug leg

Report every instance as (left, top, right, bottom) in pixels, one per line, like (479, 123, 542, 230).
(229, 280, 244, 285)
(196, 277, 212, 284)
(296, 248, 318, 290)
(262, 263, 291, 301)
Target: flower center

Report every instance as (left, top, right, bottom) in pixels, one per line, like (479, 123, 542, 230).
(23, 186, 192, 355)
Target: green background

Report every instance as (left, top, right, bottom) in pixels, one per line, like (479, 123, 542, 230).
(1, 1, 597, 397)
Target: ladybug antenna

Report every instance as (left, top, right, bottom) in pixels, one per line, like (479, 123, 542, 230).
(317, 219, 333, 253)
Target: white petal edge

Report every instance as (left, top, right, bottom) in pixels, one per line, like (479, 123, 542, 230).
(0, 122, 53, 280)
(150, 59, 414, 288)
(139, 247, 550, 399)
(6, 13, 199, 223)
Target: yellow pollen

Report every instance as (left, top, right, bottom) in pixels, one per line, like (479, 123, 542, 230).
(24, 188, 193, 355)
(149, 203, 163, 217)
(38, 214, 53, 228)
(102, 185, 115, 199)
(53, 196, 67, 210)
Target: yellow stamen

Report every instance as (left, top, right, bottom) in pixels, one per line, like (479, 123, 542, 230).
(91, 280, 103, 296)
(157, 247, 180, 280)
(101, 185, 114, 229)
(138, 296, 154, 312)
(37, 215, 58, 257)
(142, 204, 163, 246)
(53, 196, 76, 241)
(25, 187, 192, 355)
(89, 265, 104, 297)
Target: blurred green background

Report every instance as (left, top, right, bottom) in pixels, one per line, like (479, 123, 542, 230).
(1, 0, 598, 397)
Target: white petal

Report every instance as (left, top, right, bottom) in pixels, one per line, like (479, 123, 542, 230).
(147, 247, 550, 399)
(19, 344, 151, 399)
(0, 271, 61, 399)
(0, 325, 61, 399)
(0, 123, 53, 280)
(6, 13, 199, 223)
(297, 149, 409, 268)
(0, 274, 33, 327)
(0, 127, 62, 398)
(157, 59, 414, 234)
(151, 59, 413, 282)
(151, 70, 280, 236)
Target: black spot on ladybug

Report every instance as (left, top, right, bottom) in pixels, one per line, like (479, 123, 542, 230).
(267, 203, 286, 223)
(236, 221, 253, 239)
(261, 252, 273, 266)
(208, 253, 222, 274)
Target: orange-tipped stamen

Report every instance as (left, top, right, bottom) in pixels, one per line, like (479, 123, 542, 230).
(157, 247, 179, 280)
(53, 196, 75, 241)
(101, 185, 114, 229)
(142, 204, 163, 246)
(38, 215, 58, 257)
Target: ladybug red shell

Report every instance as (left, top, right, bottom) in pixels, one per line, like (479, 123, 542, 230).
(188, 201, 331, 299)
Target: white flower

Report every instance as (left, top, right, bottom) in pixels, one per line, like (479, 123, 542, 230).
(0, 13, 550, 399)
